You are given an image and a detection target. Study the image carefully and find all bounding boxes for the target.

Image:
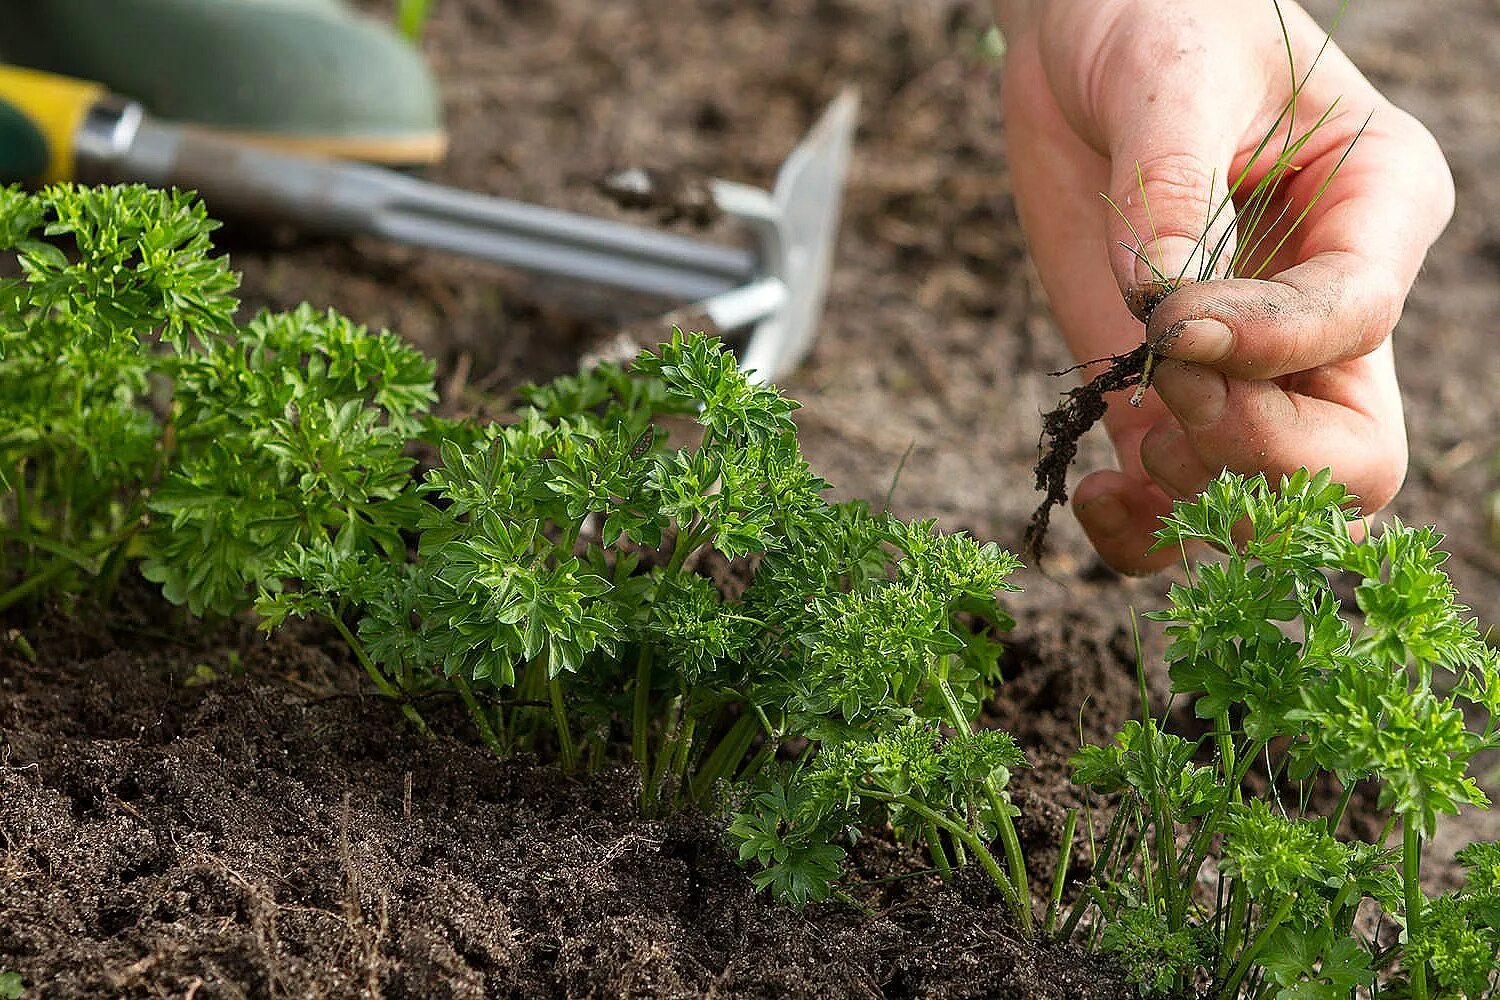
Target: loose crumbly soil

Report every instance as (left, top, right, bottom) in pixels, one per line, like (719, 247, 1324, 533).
(4, 0, 1498, 996)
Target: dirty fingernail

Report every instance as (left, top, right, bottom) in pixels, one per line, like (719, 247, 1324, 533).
(1076, 493, 1132, 536)
(1152, 360, 1228, 427)
(1157, 318, 1231, 363)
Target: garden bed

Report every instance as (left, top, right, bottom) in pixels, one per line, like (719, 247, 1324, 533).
(3, 0, 1499, 997)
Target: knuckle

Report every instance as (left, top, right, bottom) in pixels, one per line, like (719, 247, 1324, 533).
(1387, 106, 1457, 228)
(1124, 151, 1220, 219)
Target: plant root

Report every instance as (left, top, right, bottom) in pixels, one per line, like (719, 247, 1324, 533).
(1023, 280, 1179, 563)
(1023, 343, 1152, 564)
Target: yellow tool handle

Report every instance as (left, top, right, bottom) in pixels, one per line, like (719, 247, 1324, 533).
(0, 64, 106, 183)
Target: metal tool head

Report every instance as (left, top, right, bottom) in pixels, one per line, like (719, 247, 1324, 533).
(707, 89, 858, 385)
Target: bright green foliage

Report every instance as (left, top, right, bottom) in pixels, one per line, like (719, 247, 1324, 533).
(0, 185, 238, 610)
(1067, 469, 1500, 999)
(1405, 844, 1500, 999)
(146, 305, 432, 615)
(0, 185, 433, 620)
(1098, 901, 1206, 995)
(0, 188, 1032, 933)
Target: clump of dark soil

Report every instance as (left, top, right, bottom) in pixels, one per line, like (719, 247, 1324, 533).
(0, 593, 1130, 1000)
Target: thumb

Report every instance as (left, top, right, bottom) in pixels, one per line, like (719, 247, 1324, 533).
(1103, 106, 1240, 320)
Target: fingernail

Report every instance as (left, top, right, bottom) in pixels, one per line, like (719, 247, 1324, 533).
(1144, 236, 1203, 285)
(1077, 493, 1132, 536)
(1157, 318, 1232, 363)
(1152, 360, 1228, 427)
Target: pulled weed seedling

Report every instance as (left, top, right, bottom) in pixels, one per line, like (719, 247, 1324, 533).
(1063, 470, 1500, 998)
(1025, 0, 1364, 560)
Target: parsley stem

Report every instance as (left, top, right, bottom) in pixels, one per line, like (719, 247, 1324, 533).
(864, 789, 1016, 905)
(1403, 818, 1430, 1000)
(1058, 798, 1132, 940)
(688, 710, 761, 804)
(934, 674, 1033, 934)
(548, 676, 576, 772)
(668, 715, 697, 806)
(452, 673, 505, 757)
(0, 522, 139, 613)
(632, 646, 653, 777)
(644, 695, 683, 815)
(926, 823, 955, 882)
(1222, 892, 1295, 998)
(328, 615, 432, 740)
(1043, 809, 1077, 938)
(1327, 780, 1356, 837)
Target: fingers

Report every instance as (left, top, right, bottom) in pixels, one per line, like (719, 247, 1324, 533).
(1147, 109, 1454, 378)
(1143, 353, 1408, 513)
(1084, 352, 1405, 574)
(1072, 470, 1184, 574)
(1146, 256, 1401, 380)
(1099, 58, 1244, 309)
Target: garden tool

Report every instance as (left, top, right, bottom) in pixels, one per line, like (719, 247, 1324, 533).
(0, 63, 857, 384)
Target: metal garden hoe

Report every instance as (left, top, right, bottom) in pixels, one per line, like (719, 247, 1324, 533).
(0, 64, 857, 384)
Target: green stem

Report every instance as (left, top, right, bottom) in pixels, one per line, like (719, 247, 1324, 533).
(667, 715, 697, 806)
(452, 673, 505, 757)
(936, 674, 1034, 935)
(1060, 797, 1133, 941)
(1217, 879, 1248, 981)
(1327, 780, 1356, 836)
(688, 710, 762, 804)
(643, 695, 683, 814)
(862, 788, 1018, 911)
(664, 518, 709, 577)
(548, 676, 576, 772)
(1222, 892, 1296, 998)
(926, 823, 955, 882)
(396, 0, 434, 41)
(632, 647, 653, 773)
(735, 741, 776, 786)
(1044, 809, 1077, 938)
(1403, 818, 1429, 1000)
(1216, 711, 1239, 801)
(0, 522, 139, 613)
(1179, 738, 1269, 892)
(328, 616, 431, 739)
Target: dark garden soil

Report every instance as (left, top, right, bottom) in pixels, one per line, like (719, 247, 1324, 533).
(4, 0, 1500, 996)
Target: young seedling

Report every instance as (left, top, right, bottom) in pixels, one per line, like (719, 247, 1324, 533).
(0, 188, 1039, 936)
(1062, 469, 1500, 998)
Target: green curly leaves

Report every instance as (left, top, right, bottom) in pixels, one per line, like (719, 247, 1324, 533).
(1079, 469, 1498, 999)
(1148, 469, 1497, 835)
(1071, 719, 1218, 818)
(0, 188, 1022, 950)
(1098, 902, 1206, 995)
(0, 185, 239, 590)
(732, 722, 1025, 906)
(633, 329, 798, 445)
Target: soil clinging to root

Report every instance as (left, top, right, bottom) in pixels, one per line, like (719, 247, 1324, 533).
(1023, 343, 1151, 562)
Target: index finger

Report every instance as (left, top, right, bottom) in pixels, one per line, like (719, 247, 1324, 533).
(1146, 107, 1453, 380)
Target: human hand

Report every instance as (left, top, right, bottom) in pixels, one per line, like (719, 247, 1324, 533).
(995, 0, 1453, 572)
